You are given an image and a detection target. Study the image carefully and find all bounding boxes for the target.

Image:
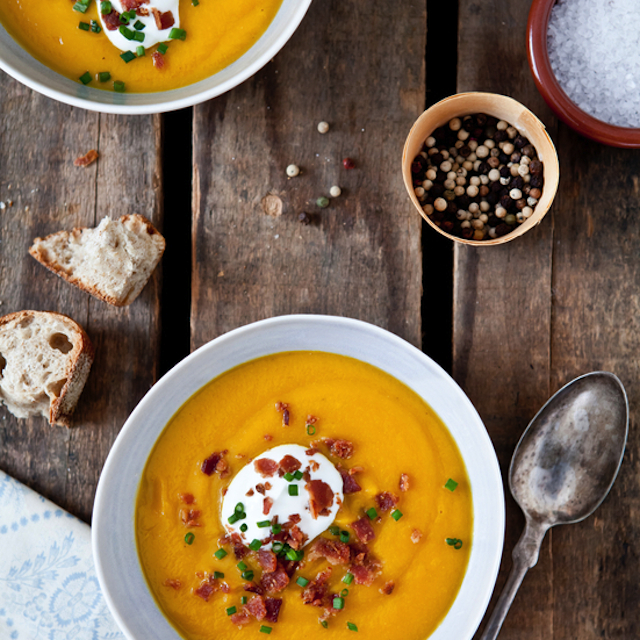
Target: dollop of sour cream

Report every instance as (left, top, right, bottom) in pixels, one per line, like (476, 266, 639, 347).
(99, 0, 179, 52)
(221, 444, 344, 549)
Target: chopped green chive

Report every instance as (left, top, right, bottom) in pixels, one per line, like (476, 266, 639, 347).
(79, 21, 90, 31)
(332, 596, 344, 610)
(133, 31, 145, 43)
(271, 523, 282, 535)
(391, 509, 403, 521)
(445, 478, 459, 492)
(98, 71, 111, 82)
(347, 622, 358, 632)
(237, 561, 247, 572)
(339, 531, 350, 543)
(294, 470, 304, 480)
(168, 27, 187, 40)
(366, 507, 377, 520)
(320, 620, 329, 629)
(446, 538, 463, 549)
(306, 424, 316, 435)
(342, 572, 354, 585)
(257, 520, 271, 528)
(119, 25, 135, 39)
(241, 570, 254, 580)
(120, 51, 136, 63)
(235, 502, 245, 513)
(285, 548, 304, 561)
(341, 588, 349, 597)
(79, 71, 92, 85)
(228, 512, 246, 525)
(213, 571, 224, 579)
(192, 0, 199, 5)
(226, 606, 237, 616)
(157, 42, 168, 54)
(249, 539, 262, 551)
(126, 9, 136, 19)
(134, 19, 145, 30)
(296, 576, 310, 587)
(214, 548, 227, 559)
(329, 525, 339, 536)
(90, 20, 102, 33)
(240, 596, 248, 605)
(73, 0, 90, 13)
(259, 626, 272, 635)
(283, 472, 294, 482)
(113, 80, 126, 92)
(240, 523, 248, 532)
(119, 12, 130, 23)
(184, 532, 195, 545)
(136, 45, 145, 57)
(272, 541, 284, 554)
(100, 0, 112, 13)
(288, 485, 299, 497)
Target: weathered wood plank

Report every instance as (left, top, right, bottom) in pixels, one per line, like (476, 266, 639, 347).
(191, 0, 424, 350)
(0, 73, 163, 522)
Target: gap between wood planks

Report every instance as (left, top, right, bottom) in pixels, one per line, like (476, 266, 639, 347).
(158, 0, 457, 376)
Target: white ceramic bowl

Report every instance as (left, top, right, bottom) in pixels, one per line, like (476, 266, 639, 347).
(0, 0, 312, 114)
(93, 315, 505, 639)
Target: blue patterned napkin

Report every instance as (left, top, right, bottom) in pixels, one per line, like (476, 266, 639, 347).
(0, 471, 124, 640)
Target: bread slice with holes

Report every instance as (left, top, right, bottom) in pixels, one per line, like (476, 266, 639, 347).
(29, 214, 166, 307)
(0, 311, 94, 427)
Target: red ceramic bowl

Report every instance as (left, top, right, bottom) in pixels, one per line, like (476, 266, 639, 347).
(527, 0, 640, 148)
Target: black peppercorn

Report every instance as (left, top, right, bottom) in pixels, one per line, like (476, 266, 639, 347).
(477, 161, 490, 174)
(457, 194, 471, 208)
(499, 152, 510, 164)
(495, 223, 511, 237)
(510, 152, 522, 163)
(500, 195, 513, 209)
(461, 227, 474, 239)
(499, 166, 510, 178)
(511, 176, 524, 190)
(514, 135, 528, 149)
(522, 144, 536, 158)
(530, 174, 543, 188)
(476, 113, 488, 127)
(442, 220, 455, 233)
(530, 159, 543, 174)
(494, 130, 507, 143)
(459, 145, 471, 157)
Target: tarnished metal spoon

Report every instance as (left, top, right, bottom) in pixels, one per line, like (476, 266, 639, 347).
(480, 371, 628, 640)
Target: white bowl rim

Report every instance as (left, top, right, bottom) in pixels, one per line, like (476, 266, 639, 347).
(0, 0, 312, 115)
(92, 314, 505, 639)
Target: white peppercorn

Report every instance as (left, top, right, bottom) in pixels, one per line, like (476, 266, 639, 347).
(460, 220, 471, 229)
(467, 185, 479, 197)
(423, 203, 434, 215)
(456, 209, 467, 220)
(496, 120, 508, 130)
(414, 187, 425, 198)
(527, 196, 538, 207)
(471, 219, 484, 230)
(444, 179, 456, 190)
(507, 126, 517, 139)
(455, 176, 466, 186)
(480, 200, 490, 212)
(509, 188, 523, 200)
(468, 140, 478, 152)
(468, 202, 480, 214)
(488, 168, 501, 182)
(422, 179, 433, 190)
(330, 185, 342, 197)
(463, 160, 474, 171)
(426, 169, 437, 180)
(500, 177, 510, 186)
(473, 229, 485, 240)
(469, 175, 481, 187)
(518, 164, 530, 177)
(476, 145, 489, 159)
(516, 212, 525, 223)
(473, 160, 481, 171)
(449, 117, 462, 131)
(522, 206, 534, 218)
(457, 129, 470, 141)
(426, 136, 436, 147)
(480, 175, 489, 185)
(434, 197, 447, 212)
(447, 171, 457, 179)
(317, 121, 330, 134)
(484, 139, 495, 149)
(495, 206, 507, 218)
(286, 164, 300, 177)
(510, 164, 521, 177)
(488, 227, 497, 239)
(502, 142, 515, 155)
(440, 160, 452, 172)
(479, 213, 489, 223)
(454, 185, 466, 196)
(441, 150, 450, 160)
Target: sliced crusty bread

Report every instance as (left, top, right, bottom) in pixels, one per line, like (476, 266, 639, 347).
(29, 214, 166, 307)
(0, 311, 94, 427)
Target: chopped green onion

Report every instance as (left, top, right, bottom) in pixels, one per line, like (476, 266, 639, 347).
(288, 485, 299, 497)
(119, 25, 135, 39)
(168, 27, 187, 40)
(391, 509, 403, 521)
(445, 538, 463, 549)
(339, 531, 350, 543)
(271, 523, 282, 535)
(226, 606, 237, 616)
(134, 19, 145, 30)
(136, 45, 145, 56)
(320, 620, 328, 629)
(329, 525, 339, 536)
(113, 80, 126, 92)
(342, 572, 354, 585)
(332, 597, 344, 610)
(306, 424, 316, 435)
(259, 627, 272, 635)
(157, 42, 168, 54)
(79, 21, 90, 31)
(228, 512, 244, 524)
(192, 0, 199, 5)
(272, 541, 284, 554)
(241, 596, 248, 605)
(347, 622, 358, 632)
(249, 539, 262, 551)
(100, 0, 112, 13)
(341, 588, 349, 597)
(366, 507, 377, 520)
(98, 71, 111, 82)
(133, 31, 145, 43)
(445, 478, 458, 492)
(73, 1, 90, 13)
(286, 548, 303, 561)
(184, 532, 195, 545)
(296, 576, 310, 587)
(126, 9, 136, 18)
(213, 571, 224, 579)
(237, 561, 247, 572)
(79, 71, 92, 85)
(241, 570, 254, 580)
(120, 51, 136, 63)
(283, 472, 294, 482)
(90, 20, 102, 33)
(240, 523, 248, 532)
(257, 520, 271, 528)
(235, 502, 245, 513)
(294, 470, 304, 480)
(119, 12, 130, 23)
(214, 548, 227, 560)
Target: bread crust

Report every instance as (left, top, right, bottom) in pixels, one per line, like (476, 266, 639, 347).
(0, 310, 94, 427)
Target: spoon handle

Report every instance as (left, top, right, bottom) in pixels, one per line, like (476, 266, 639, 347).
(479, 519, 548, 640)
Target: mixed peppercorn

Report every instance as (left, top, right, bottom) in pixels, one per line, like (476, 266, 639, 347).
(411, 113, 545, 241)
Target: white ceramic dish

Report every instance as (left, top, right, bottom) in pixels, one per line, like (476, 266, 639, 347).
(0, 0, 312, 114)
(92, 314, 505, 639)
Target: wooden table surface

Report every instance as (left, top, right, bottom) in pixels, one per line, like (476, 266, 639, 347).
(0, 0, 638, 638)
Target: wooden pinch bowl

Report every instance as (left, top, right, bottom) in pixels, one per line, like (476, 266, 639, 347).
(402, 92, 560, 247)
(528, 0, 640, 148)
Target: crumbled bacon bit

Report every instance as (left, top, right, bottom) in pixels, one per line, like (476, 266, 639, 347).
(305, 448, 319, 455)
(163, 578, 182, 590)
(339, 468, 362, 494)
(286, 524, 307, 550)
(151, 50, 165, 70)
(306, 479, 334, 519)
(323, 438, 354, 459)
(265, 482, 272, 490)
(375, 491, 399, 512)
(230, 533, 248, 559)
(301, 567, 332, 606)
(258, 549, 278, 573)
(179, 493, 195, 504)
(289, 513, 301, 524)
(102, 10, 121, 30)
(254, 458, 278, 477)
(306, 415, 318, 424)
(179, 509, 201, 527)
(194, 577, 221, 602)
(265, 597, 283, 623)
(122, 0, 148, 10)
(279, 455, 302, 473)
(411, 528, 423, 544)
(350, 556, 381, 586)
(310, 460, 320, 472)
(151, 7, 175, 29)
(244, 582, 265, 595)
(351, 516, 375, 543)
(230, 610, 251, 627)
(275, 401, 288, 411)
(245, 595, 267, 621)
(349, 466, 364, 475)
(256, 483, 266, 495)
(263, 497, 274, 515)
(246, 488, 255, 497)
(220, 581, 230, 594)
(283, 408, 290, 426)
(216, 458, 229, 478)
(73, 149, 99, 168)
(201, 450, 228, 476)
(307, 537, 351, 565)
(399, 473, 410, 492)
(380, 580, 395, 595)
(260, 567, 290, 593)
(264, 434, 273, 441)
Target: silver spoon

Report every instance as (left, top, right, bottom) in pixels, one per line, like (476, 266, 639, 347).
(480, 371, 628, 640)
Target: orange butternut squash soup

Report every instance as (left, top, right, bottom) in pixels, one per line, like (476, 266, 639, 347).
(136, 351, 473, 639)
(0, 0, 282, 92)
